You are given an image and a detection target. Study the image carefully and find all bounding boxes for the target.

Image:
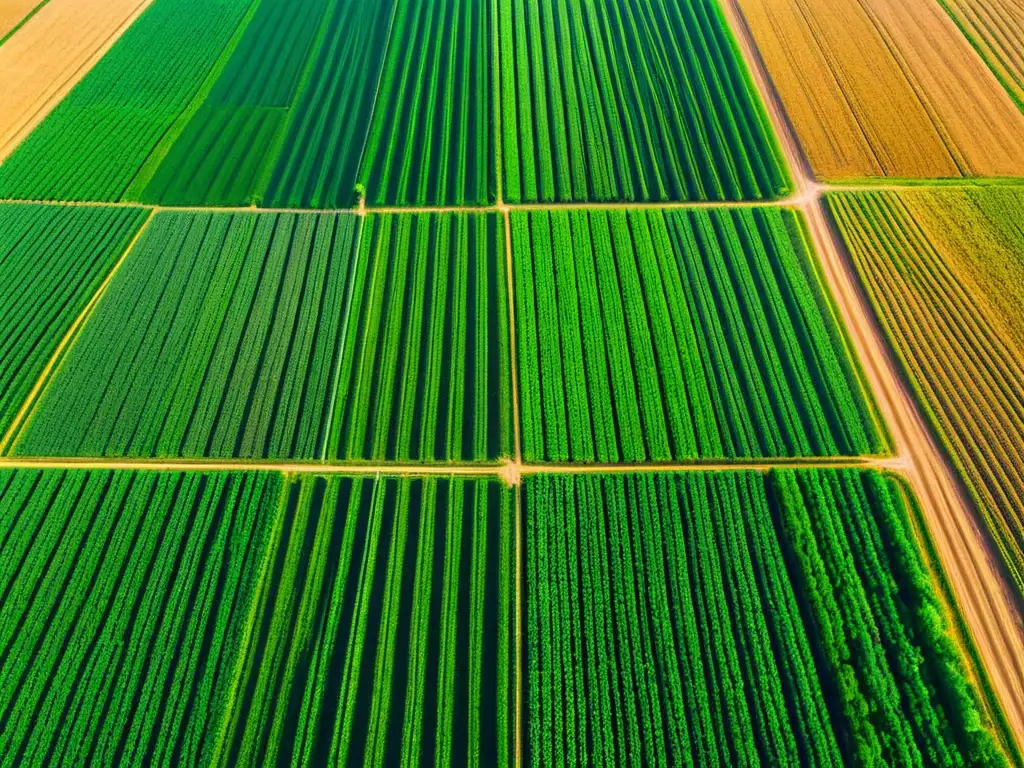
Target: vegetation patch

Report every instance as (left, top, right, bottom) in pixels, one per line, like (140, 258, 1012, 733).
(0, 203, 147, 440)
(525, 469, 1005, 766)
(512, 207, 883, 462)
(12, 211, 359, 459)
(830, 187, 1024, 601)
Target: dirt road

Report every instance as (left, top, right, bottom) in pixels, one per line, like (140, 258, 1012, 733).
(719, 0, 1024, 747)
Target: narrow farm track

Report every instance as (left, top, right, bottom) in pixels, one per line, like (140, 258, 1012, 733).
(720, 0, 1024, 748)
(0, 454, 902, 476)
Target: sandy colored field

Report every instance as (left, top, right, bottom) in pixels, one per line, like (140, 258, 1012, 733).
(0, 0, 43, 39)
(720, 0, 1024, 753)
(831, 187, 1024, 617)
(0, 0, 152, 162)
(940, 0, 1024, 108)
(734, 0, 1024, 180)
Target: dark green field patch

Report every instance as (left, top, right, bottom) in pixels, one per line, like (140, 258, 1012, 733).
(12, 211, 360, 459)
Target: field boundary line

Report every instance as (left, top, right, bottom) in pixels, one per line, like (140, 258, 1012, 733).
(0, 207, 157, 455)
(717, 0, 1024, 752)
(0, 454, 907, 475)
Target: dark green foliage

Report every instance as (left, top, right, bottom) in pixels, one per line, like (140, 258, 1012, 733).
(13, 211, 360, 459)
(0, 203, 147, 440)
(498, 0, 789, 202)
(328, 213, 513, 462)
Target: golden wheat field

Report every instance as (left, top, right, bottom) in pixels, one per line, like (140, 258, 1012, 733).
(939, 0, 1024, 108)
(736, 0, 1024, 179)
(0, 0, 43, 39)
(0, 0, 152, 161)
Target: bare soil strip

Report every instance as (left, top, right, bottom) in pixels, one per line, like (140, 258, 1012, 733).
(720, 0, 1024, 748)
(0, 454, 901, 477)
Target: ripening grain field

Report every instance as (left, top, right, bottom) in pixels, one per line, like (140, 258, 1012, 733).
(0, 470, 514, 767)
(525, 470, 1004, 766)
(735, 0, 1024, 179)
(513, 207, 884, 461)
(830, 187, 1024, 602)
(938, 0, 1024, 109)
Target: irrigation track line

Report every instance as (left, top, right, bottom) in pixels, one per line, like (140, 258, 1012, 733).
(3, 181, 1024, 215)
(0, 454, 905, 476)
(719, 0, 1024, 750)
(0, 208, 157, 456)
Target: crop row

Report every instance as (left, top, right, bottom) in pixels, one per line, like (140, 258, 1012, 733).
(10, 211, 360, 459)
(525, 469, 1003, 766)
(0, 469, 514, 766)
(513, 207, 884, 462)
(0, 203, 147, 440)
(497, 0, 788, 202)
(326, 212, 512, 462)
(830, 187, 1024, 602)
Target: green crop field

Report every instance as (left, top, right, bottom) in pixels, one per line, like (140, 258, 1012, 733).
(326, 213, 513, 462)
(513, 207, 884, 462)
(525, 469, 1004, 766)
(358, 0, 494, 206)
(0, 469, 514, 766)
(497, 0, 789, 202)
(0, 203, 147, 439)
(0, 0, 256, 201)
(9, 211, 359, 459)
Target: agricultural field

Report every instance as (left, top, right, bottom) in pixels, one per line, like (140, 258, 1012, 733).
(938, 0, 1024, 109)
(326, 213, 512, 462)
(0, 0, 256, 200)
(513, 207, 884, 462)
(0, 0, 47, 41)
(357, 0, 494, 206)
(829, 187, 1024, 601)
(8, 211, 360, 460)
(0, 0, 154, 162)
(0, 469, 514, 766)
(735, 0, 1024, 179)
(0, 203, 147, 443)
(525, 469, 1004, 766)
(497, 0, 789, 202)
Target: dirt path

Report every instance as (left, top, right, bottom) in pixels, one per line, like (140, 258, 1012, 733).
(719, 0, 1024, 747)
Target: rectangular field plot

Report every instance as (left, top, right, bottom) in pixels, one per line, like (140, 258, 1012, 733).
(136, 0, 396, 208)
(0, 203, 147, 441)
(736, 0, 1024, 180)
(0, 468, 283, 767)
(525, 470, 1004, 766)
(0, 0, 255, 201)
(0, 470, 514, 766)
(497, 0, 788, 203)
(10, 211, 359, 459)
(512, 208, 883, 462)
(327, 213, 513, 462)
(358, 0, 494, 206)
(830, 187, 1024, 601)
